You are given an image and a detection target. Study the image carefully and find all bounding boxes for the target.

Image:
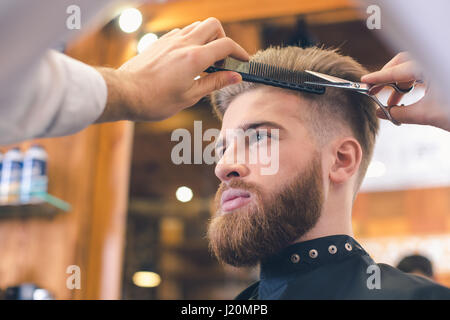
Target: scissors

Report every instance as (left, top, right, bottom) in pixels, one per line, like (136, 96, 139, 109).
(304, 70, 427, 126)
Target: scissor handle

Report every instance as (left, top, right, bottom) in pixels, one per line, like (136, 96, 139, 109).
(372, 101, 402, 126)
(366, 80, 427, 126)
(370, 82, 413, 94)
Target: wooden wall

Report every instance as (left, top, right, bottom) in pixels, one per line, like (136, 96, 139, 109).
(353, 187, 450, 286)
(0, 27, 134, 299)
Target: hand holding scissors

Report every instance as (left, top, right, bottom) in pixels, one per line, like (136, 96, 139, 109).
(304, 59, 427, 126)
(360, 52, 449, 132)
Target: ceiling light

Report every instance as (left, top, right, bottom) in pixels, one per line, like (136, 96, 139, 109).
(137, 33, 158, 53)
(132, 271, 161, 288)
(176, 186, 193, 202)
(118, 8, 142, 33)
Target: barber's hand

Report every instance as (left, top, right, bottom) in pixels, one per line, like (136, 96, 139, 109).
(361, 52, 450, 132)
(96, 17, 249, 123)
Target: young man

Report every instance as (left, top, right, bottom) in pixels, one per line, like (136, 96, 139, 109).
(207, 46, 450, 299)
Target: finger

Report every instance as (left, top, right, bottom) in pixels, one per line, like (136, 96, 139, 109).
(362, 62, 416, 84)
(376, 105, 427, 125)
(396, 80, 416, 90)
(387, 91, 404, 106)
(189, 71, 242, 100)
(187, 17, 226, 44)
(369, 80, 415, 96)
(364, 52, 411, 88)
(361, 52, 414, 83)
(180, 21, 201, 35)
(382, 52, 411, 70)
(368, 85, 384, 95)
(361, 61, 422, 84)
(161, 28, 181, 39)
(199, 37, 249, 68)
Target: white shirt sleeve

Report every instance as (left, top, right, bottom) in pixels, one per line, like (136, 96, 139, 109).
(0, 50, 107, 145)
(0, 0, 132, 144)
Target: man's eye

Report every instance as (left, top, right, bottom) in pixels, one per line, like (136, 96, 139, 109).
(256, 131, 270, 142)
(256, 132, 265, 141)
(247, 131, 270, 146)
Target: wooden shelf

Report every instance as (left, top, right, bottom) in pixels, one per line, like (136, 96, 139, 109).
(0, 194, 71, 219)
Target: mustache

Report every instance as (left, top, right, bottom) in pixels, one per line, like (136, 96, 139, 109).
(214, 179, 263, 209)
(217, 179, 260, 194)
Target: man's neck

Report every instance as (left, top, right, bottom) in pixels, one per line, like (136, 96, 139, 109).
(293, 191, 354, 244)
(295, 220, 354, 243)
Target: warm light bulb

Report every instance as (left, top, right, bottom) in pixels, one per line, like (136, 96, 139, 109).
(137, 33, 158, 53)
(118, 8, 142, 33)
(132, 271, 161, 288)
(176, 186, 193, 202)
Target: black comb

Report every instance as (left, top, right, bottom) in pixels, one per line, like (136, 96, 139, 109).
(205, 57, 325, 95)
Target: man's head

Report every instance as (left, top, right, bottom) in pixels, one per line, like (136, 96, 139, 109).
(397, 254, 434, 279)
(207, 46, 379, 267)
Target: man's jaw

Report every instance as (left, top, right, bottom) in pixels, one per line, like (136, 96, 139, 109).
(220, 188, 252, 213)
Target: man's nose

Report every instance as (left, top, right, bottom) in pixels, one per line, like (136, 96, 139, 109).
(215, 161, 250, 182)
(215, 147, 250, 182)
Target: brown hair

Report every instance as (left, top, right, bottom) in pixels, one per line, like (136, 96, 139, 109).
(211, 46, 379, 193)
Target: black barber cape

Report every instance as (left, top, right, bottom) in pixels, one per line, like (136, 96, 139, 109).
(235, 235, 450, 300)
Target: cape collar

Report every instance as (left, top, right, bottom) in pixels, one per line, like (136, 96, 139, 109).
(260, 234, 369, 279)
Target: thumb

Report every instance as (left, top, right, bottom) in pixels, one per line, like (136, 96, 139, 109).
(191, 71, 242, 99)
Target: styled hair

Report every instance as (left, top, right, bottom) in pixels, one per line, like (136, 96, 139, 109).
(211, 46, 379, 193)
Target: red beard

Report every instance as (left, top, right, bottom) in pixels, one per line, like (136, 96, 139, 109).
(207, 158, 324, 267)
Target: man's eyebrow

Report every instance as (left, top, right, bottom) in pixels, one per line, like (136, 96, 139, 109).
(215, 121, 284, 150)
(238, 121, 285, 131)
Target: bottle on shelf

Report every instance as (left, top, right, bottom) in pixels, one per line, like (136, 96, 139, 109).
(20, 145, 48, 204)
(0, 151, 3, 191)
(0, 148, 23, 205)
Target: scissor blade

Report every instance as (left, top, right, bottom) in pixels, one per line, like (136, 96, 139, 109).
(303, 81, 354, 89)
(305, 70, 352, 84)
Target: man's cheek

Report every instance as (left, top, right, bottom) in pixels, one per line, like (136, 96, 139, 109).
(248, 138, 280, 176)
(261, 138, 279, 175)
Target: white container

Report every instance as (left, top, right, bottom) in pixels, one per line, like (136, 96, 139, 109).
(0, 148, 23, 205)
(0, 152, 3, 177)
(20, 145, 48, 204)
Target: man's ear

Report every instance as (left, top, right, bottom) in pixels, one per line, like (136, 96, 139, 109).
(329, 137, 362, 185)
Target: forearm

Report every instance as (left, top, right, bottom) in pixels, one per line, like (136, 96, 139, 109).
(95, 66, 158, 123)
(95, 67, 131, 123)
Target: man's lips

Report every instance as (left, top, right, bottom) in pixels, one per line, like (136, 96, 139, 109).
(220, 188, 252, 213)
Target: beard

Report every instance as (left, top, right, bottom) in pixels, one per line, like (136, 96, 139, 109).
(207, 157, 324, 267)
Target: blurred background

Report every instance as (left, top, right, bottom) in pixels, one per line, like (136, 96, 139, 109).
(0, 0, 449, 299)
